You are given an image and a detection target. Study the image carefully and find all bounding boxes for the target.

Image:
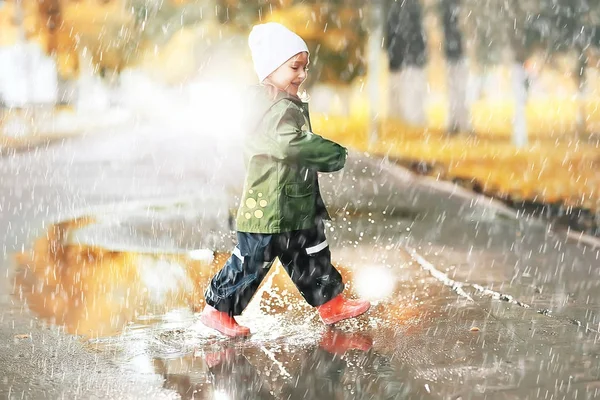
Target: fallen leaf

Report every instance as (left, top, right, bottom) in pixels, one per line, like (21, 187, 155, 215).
(14, 334, 30, 339)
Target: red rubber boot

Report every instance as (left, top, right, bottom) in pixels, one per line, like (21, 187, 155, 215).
(203, 348, 236, 368)
(200, 305, 251, 337)
(316, 295, 371, 325)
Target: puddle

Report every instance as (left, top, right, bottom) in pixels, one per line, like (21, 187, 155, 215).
(12, 216, 443, 399)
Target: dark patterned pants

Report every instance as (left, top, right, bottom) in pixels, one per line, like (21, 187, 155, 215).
(205, 221, 344, 316)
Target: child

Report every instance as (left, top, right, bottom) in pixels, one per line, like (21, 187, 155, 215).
(200, 22, 370, 337)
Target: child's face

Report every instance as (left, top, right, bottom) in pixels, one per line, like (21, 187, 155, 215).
(265, 52, 309, 97)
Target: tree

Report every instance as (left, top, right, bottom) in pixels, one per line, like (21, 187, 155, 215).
(440, 0, 470, 133)
(524, 0, 597, 137)
(386, 0, 428, 126)
(505, 0, 531, 147)
(506, 0, 600, 144)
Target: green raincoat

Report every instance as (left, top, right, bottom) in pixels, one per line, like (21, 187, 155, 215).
(235, 86, 347, 233)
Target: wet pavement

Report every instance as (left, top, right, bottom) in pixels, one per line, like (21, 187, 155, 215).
(2, 121, 600, 399)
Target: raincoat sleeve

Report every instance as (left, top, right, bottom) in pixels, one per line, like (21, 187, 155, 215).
(273, 101, 347, 172)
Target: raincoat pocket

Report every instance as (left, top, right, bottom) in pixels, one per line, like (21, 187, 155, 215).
(284, 182, 312, 198)
(282, 183, 313, 224)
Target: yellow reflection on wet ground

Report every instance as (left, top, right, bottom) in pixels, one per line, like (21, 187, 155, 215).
(14, 217, 424, 339)
(13, 216, 459, 398)
(14, 217, 217, 337)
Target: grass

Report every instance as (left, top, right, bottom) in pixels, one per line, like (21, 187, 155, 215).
(314, 114, 600, 212)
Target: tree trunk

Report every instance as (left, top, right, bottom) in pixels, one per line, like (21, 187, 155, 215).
(367, 0, 385, 144)
(446, 59, 471, 133)
(388, 67, 428, 126)
(441, 0, 470, 133)
(506, 2, 529, 148)
(386, 0, 428, 126)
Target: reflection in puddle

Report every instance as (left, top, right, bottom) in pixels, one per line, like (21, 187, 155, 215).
(14, 216, 409, 338)
(14, 217, 216, 337)
(13, 216, 431, 398)
(154, 329, 379, 400)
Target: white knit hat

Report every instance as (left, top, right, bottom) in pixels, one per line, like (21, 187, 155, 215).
(248, 22, 309, 82)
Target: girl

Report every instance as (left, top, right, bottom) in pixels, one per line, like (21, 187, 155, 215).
(200, 22, 370, 337)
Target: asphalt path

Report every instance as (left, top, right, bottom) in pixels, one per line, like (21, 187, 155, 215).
(1, 122, 599, 399)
